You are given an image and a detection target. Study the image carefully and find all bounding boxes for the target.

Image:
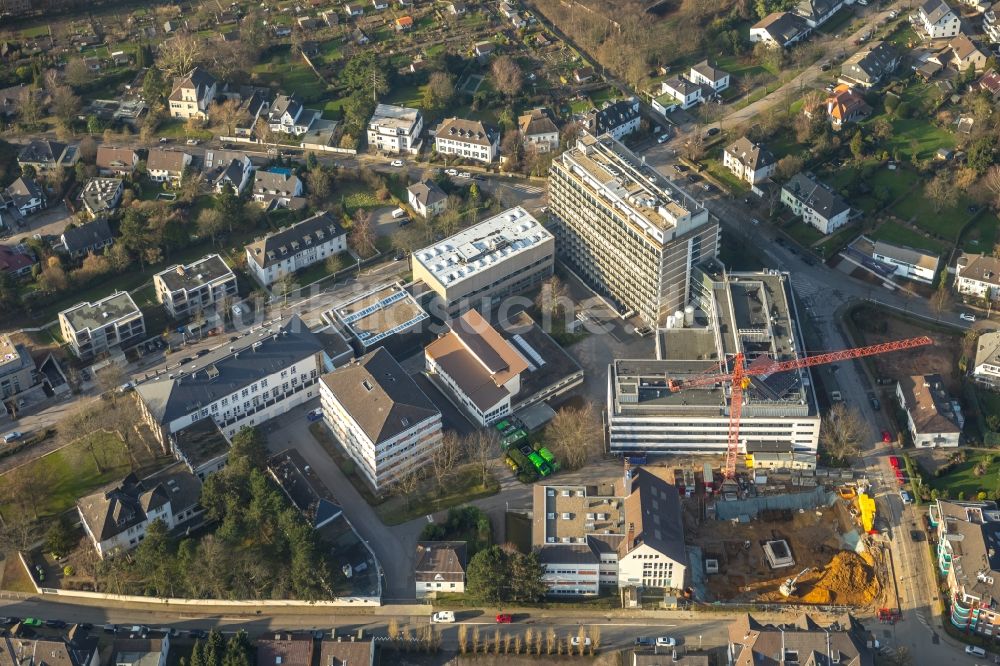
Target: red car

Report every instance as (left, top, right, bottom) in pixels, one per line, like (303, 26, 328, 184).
(496, 614, 512, 624)
(888, 455, 900, 469)
(883, 431, 893, 444)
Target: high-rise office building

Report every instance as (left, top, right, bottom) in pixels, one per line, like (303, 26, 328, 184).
(548, 133, 720, 327)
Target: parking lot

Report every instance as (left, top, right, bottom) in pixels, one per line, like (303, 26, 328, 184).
(2, 204, 75, 243)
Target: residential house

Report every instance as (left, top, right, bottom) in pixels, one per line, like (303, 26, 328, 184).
(727, 614, 873, 666)
(780, 172, 851, 234)
(367, 104, 424, 154)
(873, 240, 939, 284)
(2, 176, 45, 216)
(934, 499, 1000, 638)
(244, 211, 347, 286)
(448, 1, 466, 13)
(961, 0, 991, 12)
(168, 66, 218, 120)
(317, 640, 374, 666)
(352, 27, 370, 45)
(971, 331, 1000, 389)
(145, 149, 191, 185)
(531, 468, 688, 596)
(0, 334, 37, 402)
(581, 97, 641, 139)
(17, 139, 77, 172)
(268, 94, 319, 136)
(500, 0, 524, 27)
(345, 3, 364, 16)
(917, 0, 961, 39)
(978, 69, 1000, 96)
(573, 66, 595, 83)
(896, 374, 964, 448)
(320, 9, 340, 26)
(793, 0, 845, 28)
(415, 541, 467, 597)
(750, 12, 813, 48)
(957, 252, 1000, 300)
(205, 150, 254, 194)
(112, 636, 170, 666)
(655, 77, 702, 112)
(255, 633, 313, 666)
(81, 178, 124, 218)
(153, 254, 238, 319)
(839, 41, 900, 88)
(96, 146, 139, 176)
(518, 107, 560, 153)
(0, 244, 35, 279)
(473, 41, 495, 59)
(395, 15, 413, 30)
(60, 219, 113, 259)
(320, 347, 443, 490)
(722, 137, 777, 185)
(985, 10, 1000, 43)
(407, 179, 447, 218)
(134, 314, 340, 447)
(0, 635, 101, 666)
(821, 83, 871, 129)
(688, 60, 730, 93)
(298, 16, 322, 30)
(947, 34, 988, 72)
(58, 291, 145, 360)
(253, 169, 305, 210)
(77, 465, 201, 557)
(434, 117, 500, 163)
(372, 0, 388, 8)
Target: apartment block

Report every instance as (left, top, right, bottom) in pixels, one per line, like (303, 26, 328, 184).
(367, 104, 424, 154)
(0, 333, 35, 400)
(319, 347, 442, 490)
(245, 211, 347, 286)
(549, 133, 719, 328)
(608, 268, 820, 457)
(411, 206, 553, 314)
(153, 254, 238, 319)
(58, 292, 145, 360)
(934, 500, 1000, 637)
(531, 468, 688, 596)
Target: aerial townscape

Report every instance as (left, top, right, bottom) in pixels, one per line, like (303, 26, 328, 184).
(8, 0, 1000, 665)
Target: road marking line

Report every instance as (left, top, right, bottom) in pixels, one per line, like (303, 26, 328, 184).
(426, 515, 433, 522)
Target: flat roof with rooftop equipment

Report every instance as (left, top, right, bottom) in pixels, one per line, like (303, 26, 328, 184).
(60, 292, 141, 334)
(325, 282, 428, 350)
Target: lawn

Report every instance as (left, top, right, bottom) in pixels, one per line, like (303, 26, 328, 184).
(704, 158, 748, 193)
(929, 451, 1000, 499)
(815, 223, 862, 259)
(869, 220, 947, 253)
(891, 189, 973, 241)
(0, 431, 133, 521)
(385, 82, 424, 108)
(961, 213, 1000, 253)
(886, 116, 956, 161)
(156, 119, 213, 142)
(252, 48, 327, 102)
(588, 86, 619, 107)
(783, 220, 826, 248)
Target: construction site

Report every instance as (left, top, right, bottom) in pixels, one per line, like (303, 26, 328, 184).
(682, 473, 889, 609)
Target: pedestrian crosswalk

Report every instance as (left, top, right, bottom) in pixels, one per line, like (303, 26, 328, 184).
(788, 273, 824, 303)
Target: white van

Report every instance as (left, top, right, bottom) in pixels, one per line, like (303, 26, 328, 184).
(431, 611, 455, 623)
(391, 208, 406, 219)
(965, 645, 986, 657)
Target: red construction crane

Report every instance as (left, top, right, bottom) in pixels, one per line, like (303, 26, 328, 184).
(666, 335, 934, 479)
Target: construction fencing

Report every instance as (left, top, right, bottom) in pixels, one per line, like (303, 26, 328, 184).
(714, 486, 837, 521)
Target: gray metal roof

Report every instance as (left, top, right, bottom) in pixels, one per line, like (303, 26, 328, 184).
(135, 315, 323, 425)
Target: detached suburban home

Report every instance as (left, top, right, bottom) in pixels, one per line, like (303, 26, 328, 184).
(955, 252, 1000, 300)
(723, 137, 777, 186)
(2, 176, 45, 216)
(872, 240, 939, 284)
(656, 77, 703, 111)
(839, 41, 900, 88)
(96, 146, 139, 177)
(819, 84, 871, 129)
(518, 108, 560, 153)
(780, 172, 851, 234)
(792, 0, 844, 28)
(750, 12, 812, 48)
(414, 541, 467, 598)
(59, 218, 113, 259)
(971, 331, 1000, 389)
(946, 34, 988, 73)
(145, 149, 192, 185)
(896, 374, 963, 448)
(688, 60, 730, 93)
(167, 66, 218, 120)
(916, 0, 961, 39)
(407, 179, 447, 218)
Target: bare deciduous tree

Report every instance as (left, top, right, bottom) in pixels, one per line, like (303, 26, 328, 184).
(430, 431, 462, 495)
(491, 55, 523, 98)
(544, 402, 603, 470)
(157, 32, 204, 79)
(820, 403, 866, 462)
(349, 209, 378, 258)
(464, 429, 499, 487)
(210, 98, 248, 136)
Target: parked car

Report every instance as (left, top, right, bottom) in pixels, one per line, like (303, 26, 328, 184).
(635, 637, 654, 647)
(445, 168, 458, 176)
(458, 172, 471, 179)
(888, 455, 900, 468)
(571, 637, 592, 647)
(3, 431, 23, 443)
(185, 139, 200, 146)
(656, 637, 677, 647)
(960, 312, 977, 322)
(900, 490, 913, 505)
(868, 392, 881, 410)
(0, 617, 19, 626)
(830, 391, 843, 402)
(884, 431, 893, 444)
(22, 619, 43, 627)
(431, 612, 455, 623)
(495, 614, 513, 624)
(102, 624, 118, 634)
(705, 127, 720, 136)
(306, 409, 323, 422)
(657, 135, 668, 144)
(390, 160, 404, 167)
(45, 620, 66, 629)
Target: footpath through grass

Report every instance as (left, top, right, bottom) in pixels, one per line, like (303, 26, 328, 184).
(0, 431, 132, 521)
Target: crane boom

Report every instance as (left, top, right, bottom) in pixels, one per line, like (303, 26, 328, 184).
(664, 335, 934, 479)
(669, 336, 934, 391)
